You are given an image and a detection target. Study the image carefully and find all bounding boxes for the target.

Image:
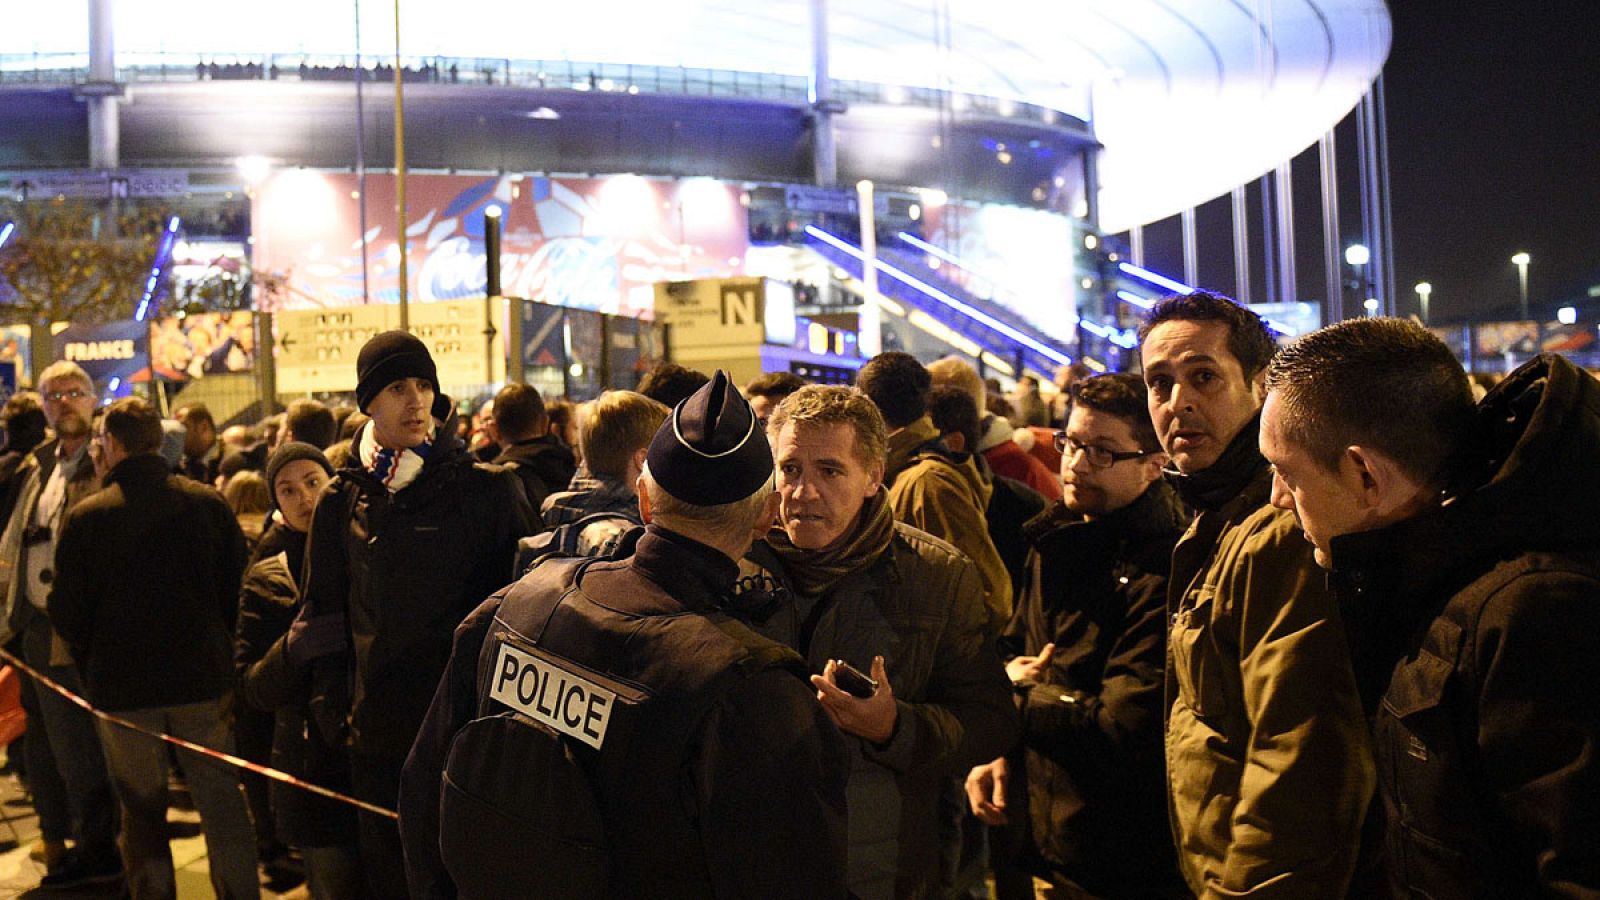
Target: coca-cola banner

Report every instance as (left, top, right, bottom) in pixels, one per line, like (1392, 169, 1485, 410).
(252, 172, 750, 318)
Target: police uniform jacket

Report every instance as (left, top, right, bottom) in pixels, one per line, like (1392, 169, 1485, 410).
(399, 525, 851, 899)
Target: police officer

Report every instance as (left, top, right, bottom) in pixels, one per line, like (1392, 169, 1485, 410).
(399, 370, 850, 899)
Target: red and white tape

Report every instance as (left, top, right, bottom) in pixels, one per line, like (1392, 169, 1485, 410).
(0, 648, 398, 821)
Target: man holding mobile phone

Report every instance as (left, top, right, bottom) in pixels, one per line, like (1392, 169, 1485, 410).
(732, 385, 1016, 900)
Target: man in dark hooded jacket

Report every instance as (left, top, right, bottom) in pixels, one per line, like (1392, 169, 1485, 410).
(1261, 318, 1600, 896)
(269, 330, 536, 897)
(488, 382, 576, 521)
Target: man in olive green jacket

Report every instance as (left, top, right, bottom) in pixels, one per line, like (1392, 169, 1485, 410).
(858, 352, 1012, 634)
(1139, 293, 1374, 898)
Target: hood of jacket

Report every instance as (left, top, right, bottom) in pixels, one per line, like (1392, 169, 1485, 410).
(493, 435, 576, 485)
(975, 414, 1015, 454)
(885, 415, 994, 508)
(1460, 353, 1600, 551)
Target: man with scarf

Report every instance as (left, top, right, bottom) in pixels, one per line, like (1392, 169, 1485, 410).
(1139, 292, 1373, 898)
(277, 330, 535, 898)
(733, 384, 1016, 900)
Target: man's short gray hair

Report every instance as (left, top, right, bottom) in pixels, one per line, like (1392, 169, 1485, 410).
(641, 462, 775, 539)
(38, 361, 94, 393)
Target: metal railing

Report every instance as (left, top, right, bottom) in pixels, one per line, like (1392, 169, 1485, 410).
(0, 52, 1087, 126)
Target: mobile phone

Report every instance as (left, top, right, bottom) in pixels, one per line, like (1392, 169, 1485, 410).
(832, 659, 879, 699)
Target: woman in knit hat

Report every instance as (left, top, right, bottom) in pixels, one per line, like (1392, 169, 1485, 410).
(234, 443, 363, 898)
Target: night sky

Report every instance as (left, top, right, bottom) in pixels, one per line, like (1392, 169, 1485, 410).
(1140, 0, 1600, 325)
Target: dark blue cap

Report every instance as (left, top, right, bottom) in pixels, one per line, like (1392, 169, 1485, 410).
(645, 369, 773, 505)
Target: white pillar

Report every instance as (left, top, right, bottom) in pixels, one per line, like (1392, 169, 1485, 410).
(856, 180, 882, 357)
(86, 0, 120, 169)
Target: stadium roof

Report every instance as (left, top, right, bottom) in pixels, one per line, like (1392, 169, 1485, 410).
(6, 0, 1390, 231)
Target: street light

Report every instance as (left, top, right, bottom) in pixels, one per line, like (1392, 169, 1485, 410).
(1345, 244, 1371, 319)
(1511, 252, 1531, 320)
(1415, 282, 1433, 324)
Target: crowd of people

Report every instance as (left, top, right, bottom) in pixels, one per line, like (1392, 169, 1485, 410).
(0, 291, 1594, 899)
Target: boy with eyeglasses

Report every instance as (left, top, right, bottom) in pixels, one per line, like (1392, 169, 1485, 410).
(966, 373, 1188, 898)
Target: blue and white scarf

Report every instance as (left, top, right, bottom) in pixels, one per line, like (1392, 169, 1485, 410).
(358, 421, 436, 493)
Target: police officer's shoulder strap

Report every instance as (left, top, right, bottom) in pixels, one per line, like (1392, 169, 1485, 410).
(503, 554, 597, 645)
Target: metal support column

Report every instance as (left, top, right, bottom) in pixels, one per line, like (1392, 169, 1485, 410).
(354, 0, 371, 303)
(1318, 130, 1343, 322)
(1083, 147, 1101, 231)
(1273, 162, 1296, 304)
(484, 207, 502, 386)
(86, 0, 120, 170)
(1260, 175, 1277, 304)
(809, 0, 839, 187)
(1374, 74, 1398, 316)
(1129, 225, 1145, 268)
(1356, 89, 1386, 314)
(1231, 186, 1251, 305)
(1181, 208, 1199, 288)
(393, 0, 410, 328)
(856, 180, 882, 356)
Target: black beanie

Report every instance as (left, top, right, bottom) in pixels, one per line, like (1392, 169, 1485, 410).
(645, 369, 773, 506)
(355, 330, 440, 413)
(266, 441, 335, 508)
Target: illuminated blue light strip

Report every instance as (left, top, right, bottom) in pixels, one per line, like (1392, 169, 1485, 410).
(1118, 261, 1194, 295)
(897, 231, 1082, 326)
(806, 226, 1072, 366)
(897, 231, 968, 271)
(1117, 290, 1154, 310)
(0, 222, 14, 251)
(135, 216, 181, 321)
(1078, 318, 1138, 349)
(1116, 262, 1289, 335)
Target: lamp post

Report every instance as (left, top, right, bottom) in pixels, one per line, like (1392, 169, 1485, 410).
(484, 205, 502, 385)
(1344, 244, 1370, 320)
(1415, 281, 1432, 325)
(1511, 252, 1531, 320)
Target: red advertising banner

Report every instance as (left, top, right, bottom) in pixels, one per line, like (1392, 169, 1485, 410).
(252, 172, 750, 318)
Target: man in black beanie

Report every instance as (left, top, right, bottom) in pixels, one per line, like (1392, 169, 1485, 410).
(267, 330, 535, 898)
(400, 369, 851, 899)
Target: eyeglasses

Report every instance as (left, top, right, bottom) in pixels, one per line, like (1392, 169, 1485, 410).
(1053, 432, 1158, 469)
(43, 388, 90, 403)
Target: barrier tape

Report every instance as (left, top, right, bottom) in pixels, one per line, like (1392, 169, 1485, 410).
(0, 648, 399, 821)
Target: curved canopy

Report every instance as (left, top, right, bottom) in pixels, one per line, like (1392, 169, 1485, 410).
(6, 0, 1390, 230)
